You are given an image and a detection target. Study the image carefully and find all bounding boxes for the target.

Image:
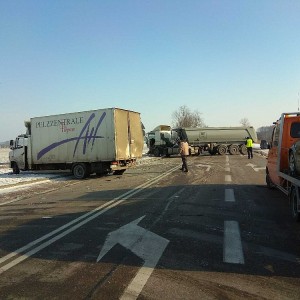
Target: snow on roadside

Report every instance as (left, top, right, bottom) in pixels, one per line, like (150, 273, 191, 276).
(0, 148, 71, 191)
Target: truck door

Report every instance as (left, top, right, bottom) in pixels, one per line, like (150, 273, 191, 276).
(12, 137, 27, 170)
(267, 124, 280, 185)
(128, 112, 143, 158)
(114, 110, 143, 159)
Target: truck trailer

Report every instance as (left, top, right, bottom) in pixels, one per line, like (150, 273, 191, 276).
(147, 125, 257, 157)
(266, 112, 300, 221)
(9, 108, 144, 179)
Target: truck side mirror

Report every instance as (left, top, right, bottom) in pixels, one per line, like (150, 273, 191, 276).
(9, 140, 14, 149)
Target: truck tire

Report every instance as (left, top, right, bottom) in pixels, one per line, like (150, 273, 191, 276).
(153, 148, 160, 157)
(209, 147, 217, 155)
(229, 144, 239, 155)
(239, 144, 247, 155)
(289, 152, 297, 176)
(12, 162, 20, 174)
(218, 145, 227, 155)
(72, 163, 90, 179)
(290, 188, 300, 222)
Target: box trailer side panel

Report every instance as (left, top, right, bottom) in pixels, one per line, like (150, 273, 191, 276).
(30, 109, 116, 164)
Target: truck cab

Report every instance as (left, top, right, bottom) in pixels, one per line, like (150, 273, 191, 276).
(9, 135, 30, 174)
(147, 125, 179, 157)
(266, 113, 300, 187)
(266, 112, 300, 221)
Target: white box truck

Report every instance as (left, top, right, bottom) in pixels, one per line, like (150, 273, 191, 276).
(9, 108, 144, 179)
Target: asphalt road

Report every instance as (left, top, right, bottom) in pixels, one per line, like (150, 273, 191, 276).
(0, 153, 299, 299)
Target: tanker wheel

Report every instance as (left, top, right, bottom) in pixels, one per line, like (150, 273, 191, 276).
(290, 188, 300, 222)
(72, 163, 90, 179)
(229, 144, 239, 155)
(239, 144, 247, 155)
(153, 148, 160, 157)
(218, 145, 227, 155)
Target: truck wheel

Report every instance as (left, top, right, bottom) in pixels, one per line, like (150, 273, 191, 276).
(218, 145, 227, 155)
(239, 144, 247, 155)
(12, 162, 20, 174)
(229, 144, 239, 155)
(289, 152, 297, 176)
(153, 148, 160, 157)
(72, 163, 90, 179)
(290, 188, 300, 222)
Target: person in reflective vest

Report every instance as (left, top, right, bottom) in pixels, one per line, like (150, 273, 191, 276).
(246, 137, 253, 159)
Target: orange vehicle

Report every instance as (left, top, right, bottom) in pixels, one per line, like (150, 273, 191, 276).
(266, 112, 300, 221)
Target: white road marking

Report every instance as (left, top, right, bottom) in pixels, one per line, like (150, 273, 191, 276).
(225, 167, 230, 172)
(97, 216, 169, 300)
(223, 221, 245, 264)
(225, 189, 235, 202)
(246, 163, 265, 172)
(196, 164, 211, 171)
(0, 165, 179, 274)
(225, 175, 232, 182)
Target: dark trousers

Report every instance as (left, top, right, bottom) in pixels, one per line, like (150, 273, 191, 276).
(181, 155, 188, 171)
(247, 147, 253, 159)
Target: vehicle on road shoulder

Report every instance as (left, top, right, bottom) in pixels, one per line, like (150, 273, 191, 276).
(9, 108, 144, 179)
(266, 112, 300, 221)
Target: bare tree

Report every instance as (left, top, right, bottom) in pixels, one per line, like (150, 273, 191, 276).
(240, 118, 251, 127)
(257, 126, 274, 141)
(172, 105, 205, 128)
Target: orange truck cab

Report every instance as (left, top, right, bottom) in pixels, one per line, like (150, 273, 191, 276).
(266, 112, 300, 221)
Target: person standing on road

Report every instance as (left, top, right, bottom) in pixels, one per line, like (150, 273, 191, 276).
(246, 137, 253, 159)
(180, 138, 189, 172)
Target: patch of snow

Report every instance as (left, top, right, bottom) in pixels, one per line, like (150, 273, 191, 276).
(0, 148, 9, 164)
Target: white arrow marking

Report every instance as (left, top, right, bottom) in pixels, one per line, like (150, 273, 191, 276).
(97, 216, 169, 300)
(246, 163, 265, 172)
(196, 164, 211, 171)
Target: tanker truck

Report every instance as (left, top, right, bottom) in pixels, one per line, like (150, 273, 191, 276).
(147, 125, 257, 156)
(9, 108, 144, 179)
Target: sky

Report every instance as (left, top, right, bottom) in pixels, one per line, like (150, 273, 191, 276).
(1, 0, 300, 141)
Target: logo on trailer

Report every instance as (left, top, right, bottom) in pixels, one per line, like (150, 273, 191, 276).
(37, 112, 106, 160)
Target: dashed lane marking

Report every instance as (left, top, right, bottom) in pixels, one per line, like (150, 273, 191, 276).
(225, 175, 232, 183)
(223, 221, 245, 264)
(225, 189, 235, 202)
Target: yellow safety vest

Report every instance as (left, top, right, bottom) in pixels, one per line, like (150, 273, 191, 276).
(246, 138, 253, 148)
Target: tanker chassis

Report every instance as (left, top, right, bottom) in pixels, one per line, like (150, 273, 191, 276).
(147, 125, 257, 156)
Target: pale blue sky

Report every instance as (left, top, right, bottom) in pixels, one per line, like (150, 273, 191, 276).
(1, 0, 300, 141)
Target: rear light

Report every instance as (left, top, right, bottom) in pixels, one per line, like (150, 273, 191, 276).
(111, 161, 118, 165)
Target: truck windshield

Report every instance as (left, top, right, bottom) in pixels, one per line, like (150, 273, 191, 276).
(290, 122, 300, 138)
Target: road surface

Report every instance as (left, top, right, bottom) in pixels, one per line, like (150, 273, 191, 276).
(0, 152, 299, 299)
